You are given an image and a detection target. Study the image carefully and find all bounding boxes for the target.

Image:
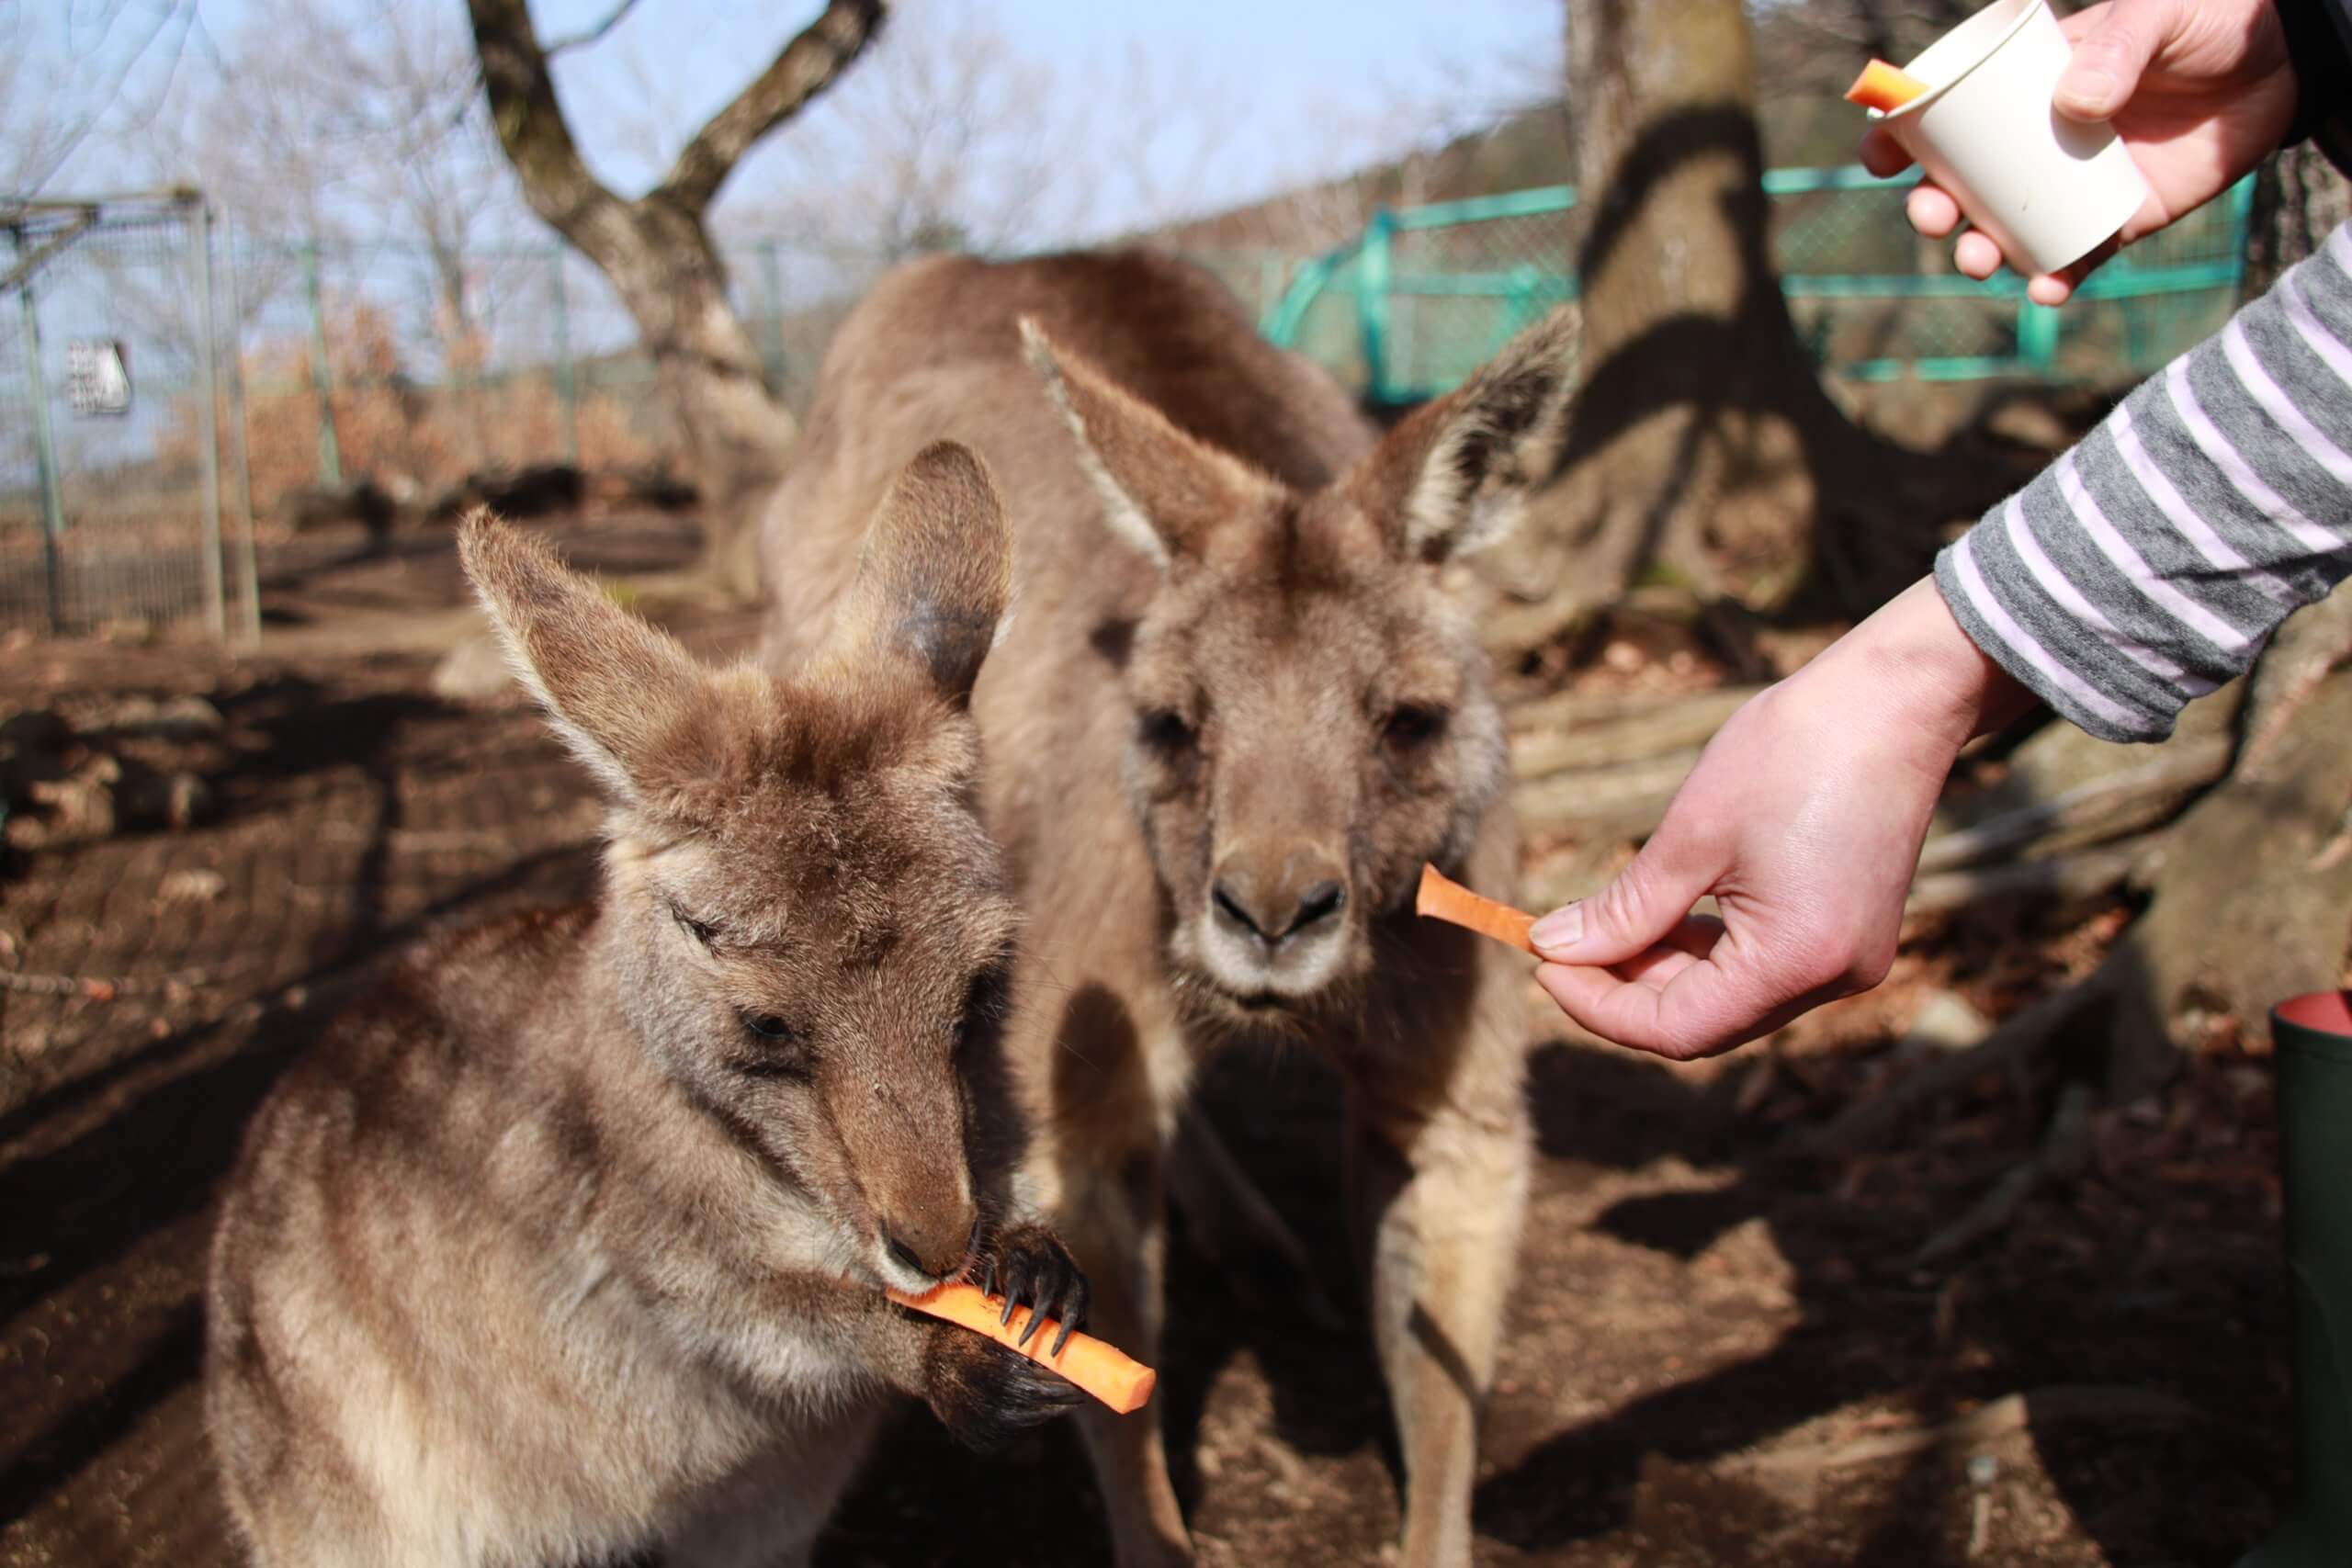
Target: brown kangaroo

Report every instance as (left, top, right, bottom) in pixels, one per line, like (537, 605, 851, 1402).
(761, 252, 1574, 1565)
(205, 446, 1092, 1568)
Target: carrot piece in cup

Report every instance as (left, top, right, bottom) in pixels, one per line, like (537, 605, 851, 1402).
(1845, 59, 1931, 113)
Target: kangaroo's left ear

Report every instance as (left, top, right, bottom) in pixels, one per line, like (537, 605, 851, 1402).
(1346, 308, 1577, 563)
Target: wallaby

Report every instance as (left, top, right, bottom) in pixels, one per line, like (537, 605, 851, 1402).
(761, 252, 1575, 1566)
(205, 445, 1092, 1568)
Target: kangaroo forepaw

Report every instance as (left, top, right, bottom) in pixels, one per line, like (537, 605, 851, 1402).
(977, 1222, 1091, 1357)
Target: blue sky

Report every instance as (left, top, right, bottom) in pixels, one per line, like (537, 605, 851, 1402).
(10, 0, 1560, 248)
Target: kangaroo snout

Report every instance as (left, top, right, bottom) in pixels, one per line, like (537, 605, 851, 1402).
(1210, 845, 1349, 948)
(877, 1201, 979, 1286)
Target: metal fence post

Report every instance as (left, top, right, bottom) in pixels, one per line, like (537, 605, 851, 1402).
(549, 246, 579, 463)
(756, 239, 786, 391)
(300, 237, 342, 487)
(190, 197, 227, 639)
(17, 270, 67, 633)
(220, 211, 260, 647)
(1357, 209, 1395, 405)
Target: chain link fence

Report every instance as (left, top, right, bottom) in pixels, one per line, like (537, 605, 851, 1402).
(1264, 166, 2256, 405)
(2, 191, 256, 642)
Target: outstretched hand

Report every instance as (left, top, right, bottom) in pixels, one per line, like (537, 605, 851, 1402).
(1531, 581, 2034, 1060)
(1860, 0, 2299, 304)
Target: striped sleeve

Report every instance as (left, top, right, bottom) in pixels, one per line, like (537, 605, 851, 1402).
(1934, 221, 2352, 741)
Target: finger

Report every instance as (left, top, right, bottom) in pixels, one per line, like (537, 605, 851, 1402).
(1529, 837, 1722, 970)
(2028, 273, 2076, 307)
(1859, 126, 1914, 177)
(1953, 231, 2005, 279)
(1906, 184, 1962, 239)
(1538, 960, 1739, 1059)
(1606, 917, 1726, 990)
(2054, 0, 2174, 120)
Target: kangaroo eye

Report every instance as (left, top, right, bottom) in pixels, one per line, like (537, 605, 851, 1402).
(670, 902, 718, 948)
(741, 1012, 798, 1042)
(1137, 707, 1196, 753)
(1383, 705, 1446, 749)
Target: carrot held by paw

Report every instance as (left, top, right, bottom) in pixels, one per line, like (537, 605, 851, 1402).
(1415, 863, 1539, 957)
(1845, 59, 1930, 113)
(887, 1281, 1158, 1415)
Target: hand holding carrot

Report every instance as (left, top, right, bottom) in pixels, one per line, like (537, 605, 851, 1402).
(889, 1281, 1158, 1415)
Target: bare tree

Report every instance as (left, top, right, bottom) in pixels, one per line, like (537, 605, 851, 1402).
(0, 0, 205, 194)
(469, 0, 886, 590)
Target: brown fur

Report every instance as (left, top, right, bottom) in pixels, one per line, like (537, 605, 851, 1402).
(761, 253, 1575, 1565)
(205, 446, 1090, 1568)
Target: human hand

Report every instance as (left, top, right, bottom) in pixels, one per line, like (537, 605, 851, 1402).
(1860, 0, 2299, 304)
(1530, 580, 2035, 1061)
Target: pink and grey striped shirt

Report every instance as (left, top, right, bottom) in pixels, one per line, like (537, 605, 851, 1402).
(1934, 220, 2352, 741)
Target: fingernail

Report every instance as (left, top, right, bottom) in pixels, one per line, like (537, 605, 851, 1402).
(1529, 902, 1583, 954)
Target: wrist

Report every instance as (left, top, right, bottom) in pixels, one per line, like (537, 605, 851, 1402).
(1815, 578, 2038, 751)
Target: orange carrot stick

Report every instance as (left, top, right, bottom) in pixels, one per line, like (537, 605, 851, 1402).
(887, 1281, 1158, 1415)
(1845, 59, 1931, 113)
(1415, 863, 1539, 957)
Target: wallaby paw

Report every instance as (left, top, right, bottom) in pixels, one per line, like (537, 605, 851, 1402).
(920, 1318, 1089, 1452)
(977, 1221, 1090, 1356)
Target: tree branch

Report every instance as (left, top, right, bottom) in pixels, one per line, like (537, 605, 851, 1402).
(466, 0, 622, 245)
(542, 0, 642, 57)
(657, 0, 888, 214)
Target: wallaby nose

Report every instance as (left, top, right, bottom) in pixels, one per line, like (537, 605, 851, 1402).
(882, 1210, 974, 1283)
(1210, 850, 1349, 946)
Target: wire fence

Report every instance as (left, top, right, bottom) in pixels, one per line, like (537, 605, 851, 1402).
(1263, 166, 2256, 406)
(2, 191, 256, 643)
(0, 169, 2258, 644)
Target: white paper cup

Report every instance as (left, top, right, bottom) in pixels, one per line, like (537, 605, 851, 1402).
(1871, 0, 2151, 276)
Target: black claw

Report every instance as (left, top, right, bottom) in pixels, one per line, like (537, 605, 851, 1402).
(1016, 1304, 1045, 1348)
(1050, 1276, 1088, 1356)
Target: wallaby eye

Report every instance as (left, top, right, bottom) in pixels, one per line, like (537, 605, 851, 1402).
(1383, 705, 1447, 750)
(669, 901, 718, 948)
(741, 1011, 798, 1042)
(955, 963, 1012, 1057)
(1137, 706, 1196, 754)
(733, 1010, 811, 1080)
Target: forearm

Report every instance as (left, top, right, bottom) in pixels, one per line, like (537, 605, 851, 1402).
(1936, 221, 2352, 741)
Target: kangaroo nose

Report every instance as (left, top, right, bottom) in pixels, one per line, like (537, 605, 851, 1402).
(883, 1212, 975, 1282)
(1210, 856, 1349, 945)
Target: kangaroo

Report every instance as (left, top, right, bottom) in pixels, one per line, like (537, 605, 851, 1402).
(205, 445, 1092, 1568)
(761, 252, 1575, 1566)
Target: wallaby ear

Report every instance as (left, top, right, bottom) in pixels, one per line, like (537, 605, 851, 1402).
(1019, 316, 1282, 572)
(458, 508, 704, 805)
(1349, 308, 1577, 563)
(829, 442, 1014, 705)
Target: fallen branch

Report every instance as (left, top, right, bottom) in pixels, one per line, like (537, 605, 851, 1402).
(1904, 839, 2153, 917)
(1914, 1081, 2095, 1265)
(1915, 739, 2233, 876)
(1514, 750, 1700, 843)
(1734, 1383, 2199, 1474)
(1790, 972, 2117, 1159)
(1510, 686, 1758, 781)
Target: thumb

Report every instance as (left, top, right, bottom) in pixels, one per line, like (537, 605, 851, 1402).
(1529, 834, 1715, 967)
(2054, 0, 2173, 121)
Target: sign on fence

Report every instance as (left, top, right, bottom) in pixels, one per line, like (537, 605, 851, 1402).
(64, 338, 132, 416)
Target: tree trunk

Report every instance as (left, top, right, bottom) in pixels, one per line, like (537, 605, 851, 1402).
(469, 0, 884, 594)
(2245, 144, 2352, 299)
(1483, 0, 2007, 652)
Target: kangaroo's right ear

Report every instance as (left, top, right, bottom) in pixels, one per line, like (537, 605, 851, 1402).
(828, 443, 1014, 706)
(458, 508, 704, 805)
(1019, 317, 1283, 573)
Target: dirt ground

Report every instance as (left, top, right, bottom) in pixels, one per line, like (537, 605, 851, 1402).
(1, 514, 2294, 1567)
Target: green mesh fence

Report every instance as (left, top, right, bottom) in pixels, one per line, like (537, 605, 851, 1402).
(1263, 166, 2255, 406)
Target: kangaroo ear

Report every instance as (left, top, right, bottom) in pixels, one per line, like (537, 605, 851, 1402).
(831, 443, 1014, 705)
(458, 508, 704, 805)
(1019, 316, 1282, 572)
(1349, 308, 1577, 563)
